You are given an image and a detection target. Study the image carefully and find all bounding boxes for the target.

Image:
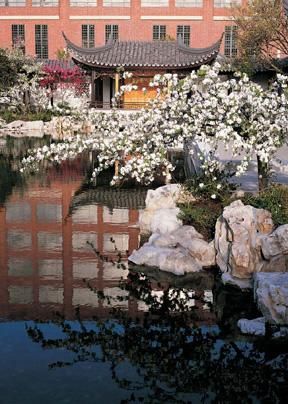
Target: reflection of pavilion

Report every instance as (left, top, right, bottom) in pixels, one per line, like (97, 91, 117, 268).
(0, 163, 143, 321)
(0, 162, 216, 325)
(70, 187, 147, 211)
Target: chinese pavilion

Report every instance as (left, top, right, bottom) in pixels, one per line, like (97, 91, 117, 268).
(63, 33, 222, 109)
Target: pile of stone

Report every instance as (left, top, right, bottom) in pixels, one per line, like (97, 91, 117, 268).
(128, 185, 288, 331)
(129, 184, 215, 275)
(0, 117, 95, 140)
(238, 272, 288, 336)
(0, 120, 45, 138)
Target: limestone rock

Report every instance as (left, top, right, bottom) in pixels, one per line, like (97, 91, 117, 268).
(139, 210, 154, 235)
(23, 120, 44, 135)
(5, 120, 44, 137)
(262, 224, 288, 258)
(150, 208, 182, 235)
(139, 184, 183, 235)
(145, 184, 181, 211)
(140, 207, 182, 235)
(237, 317, 266, 336)
(185, 238, 215, 267)
(129, 245, 202, 276)
(215, 200, 274, 279)
(171, 225, 205, 243)
(254, 272, 288, 324)
(221, 273, 253, 290)
(150, 225, 215, 267)
(152, 225, 203, 247)
(130, 224, 215, 275)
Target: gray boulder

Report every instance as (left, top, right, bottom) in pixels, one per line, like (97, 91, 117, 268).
(254, 272, 288, 324)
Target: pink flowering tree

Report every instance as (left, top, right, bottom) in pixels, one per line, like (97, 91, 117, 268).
(40, 64, 87, 106)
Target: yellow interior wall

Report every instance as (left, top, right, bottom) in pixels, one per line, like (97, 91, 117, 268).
(123, 77, 157, 108)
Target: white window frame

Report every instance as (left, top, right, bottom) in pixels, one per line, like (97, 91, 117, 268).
(141, 0, 168, 7)
(175, 0, 203, 7)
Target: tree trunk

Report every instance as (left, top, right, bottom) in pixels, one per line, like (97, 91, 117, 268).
(23, 89, 31, 111)
(257, 156, 269, 192)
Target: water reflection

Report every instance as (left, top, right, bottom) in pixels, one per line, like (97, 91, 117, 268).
(25, 270, 288, 403)
(0, 142, 145, 320)
(0, 138, 287, 402)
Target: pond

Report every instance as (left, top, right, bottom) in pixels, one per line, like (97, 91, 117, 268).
(0, 137, 287, 404)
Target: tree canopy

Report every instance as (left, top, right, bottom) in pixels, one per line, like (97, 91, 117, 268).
(0, 49, 18, 91)
(234, 0, 288, 71)
(21, 64, 288, 191)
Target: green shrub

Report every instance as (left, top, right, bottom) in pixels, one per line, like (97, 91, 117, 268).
(183, 161, 236, 203)
(178, 200, 222, 241)
(242, 185, 288, 226)
(0, 109, 55, 123)
(178, 164, 236, 240)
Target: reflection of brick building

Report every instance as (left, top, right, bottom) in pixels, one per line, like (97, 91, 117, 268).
(0, 161, 215, 324)
(0, 163, 143, 320)
(0, 1, 242, 59)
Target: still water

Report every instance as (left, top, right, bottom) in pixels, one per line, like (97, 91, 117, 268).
(0, 138, 287, 404)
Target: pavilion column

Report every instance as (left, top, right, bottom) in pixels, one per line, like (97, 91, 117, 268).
(115, 72, 120, 94)
(91, 70, 96, 107)
(114, 72, 120, 107)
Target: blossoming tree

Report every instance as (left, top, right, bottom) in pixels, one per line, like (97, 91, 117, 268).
(22, 63, 288, 191)
(0, 47, 48, 112)
(40, 64, 87, 107)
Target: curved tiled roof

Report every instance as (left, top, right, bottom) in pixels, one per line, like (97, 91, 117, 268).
(63, 33, 222, 70)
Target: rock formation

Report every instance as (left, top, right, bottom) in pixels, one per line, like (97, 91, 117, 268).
(215, 200, 274, 279)
(139, 184, 182, 235)
(129, 225, 215, 276)
(254, 272, 288, 324)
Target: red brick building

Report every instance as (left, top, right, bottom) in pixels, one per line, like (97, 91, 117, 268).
(0, 1, 243, 60)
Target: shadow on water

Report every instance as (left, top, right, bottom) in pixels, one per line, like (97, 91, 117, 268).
(25, 261, 288, 404)
(0, 136, 53, 205)
(0, 155, 24, 205)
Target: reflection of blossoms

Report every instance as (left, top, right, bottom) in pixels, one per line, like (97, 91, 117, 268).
(21, 65, 288, 187)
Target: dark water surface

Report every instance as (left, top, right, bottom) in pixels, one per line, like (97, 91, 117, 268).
(0, 138, 287, 404)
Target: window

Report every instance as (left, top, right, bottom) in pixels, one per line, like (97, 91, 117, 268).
(32, 0, 58, 5)
(153, 25, 166, 41)
(35, 25, 48, 59)
(70, 0, 97, 6)
(82, 25, 95, 48)
(12, 24, 25, 53)
(103, 0, 130, 6)
(141, 0, 168, 5)
(36, 204, 62, 222)
(105, 25, 119, 43)
(177, 25, 190, 46)
(0, 0, 26, 5)
(175, 0, 202, 6)
(224, 25, 237, 57)
(214, 0, 241, 7)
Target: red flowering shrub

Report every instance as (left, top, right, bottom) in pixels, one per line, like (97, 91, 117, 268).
(40, 64, 87, 96)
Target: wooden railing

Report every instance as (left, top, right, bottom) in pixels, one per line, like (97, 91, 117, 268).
(91, 101, 150, 110)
